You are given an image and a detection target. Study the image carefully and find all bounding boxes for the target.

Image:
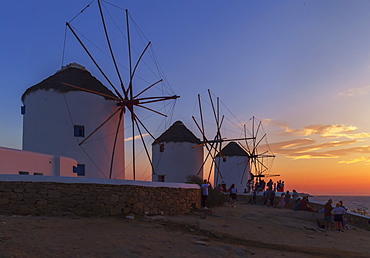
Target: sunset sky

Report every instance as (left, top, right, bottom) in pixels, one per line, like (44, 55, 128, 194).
(1, 0, 370, 196)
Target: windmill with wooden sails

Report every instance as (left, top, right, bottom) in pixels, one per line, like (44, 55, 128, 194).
(22, 0, 179, 180)
(191, 91, 276, 191)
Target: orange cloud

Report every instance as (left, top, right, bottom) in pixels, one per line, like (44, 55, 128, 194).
(267, 136, 368, 160)
(338, 156, 370, 164)
(265, 118, 370, 139)
(124, 133, 149, 142)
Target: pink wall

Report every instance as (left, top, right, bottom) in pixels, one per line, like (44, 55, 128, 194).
(0, 147, 77, 177)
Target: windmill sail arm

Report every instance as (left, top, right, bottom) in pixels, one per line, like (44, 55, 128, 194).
(133, 79, 163, 99)
(79, 107, 123, 146)
(60, 82, 121, 101)
(257, 154, 276, 158)
(97, 0, 126, 97)
(135, 104, 167, 117)
(135, 95, 180, 104)
(131, 42, 151, 83)
(65, 22, 124, 100)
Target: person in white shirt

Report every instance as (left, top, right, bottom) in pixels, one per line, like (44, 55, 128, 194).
(332, 202, 347, 232)
(201, 180, 211, 209)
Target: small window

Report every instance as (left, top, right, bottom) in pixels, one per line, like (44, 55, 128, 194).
(21, 106, 26, 115)
(19, 171, 29, 175)
(74, 125, 85, 137)
(33, 172, 43, 176)
(158, 175, 165, 182)
(76, 164, 85, 176)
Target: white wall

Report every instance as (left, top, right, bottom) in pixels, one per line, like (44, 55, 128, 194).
(0, 147, 77, 176)
(152, 142, 203, 183)
(22, 90, 125, 179)
(214, 156, 250, 192)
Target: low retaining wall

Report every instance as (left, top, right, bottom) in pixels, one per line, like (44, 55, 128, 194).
(0, 175, 201, 217)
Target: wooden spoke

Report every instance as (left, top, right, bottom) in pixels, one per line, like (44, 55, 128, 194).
(136, 104, 167, 117)
(65, 22, 124, 100)
(133, 79, 163, 99)
(97, 0, 126, 98)
(61, 82, 121, 101)
(79, 107, 123, 146)
(109, 108, 124, 179)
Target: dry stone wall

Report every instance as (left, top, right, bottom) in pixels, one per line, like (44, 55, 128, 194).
(0, 181, 201, 217)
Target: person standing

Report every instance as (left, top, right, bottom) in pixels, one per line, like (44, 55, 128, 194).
(267, 179, 273, 190)
(332, 202, 347, 232)
(201, 179, 211, 209)
(229, 184, 238, 207)
(252, 189, 257, 204)
(268, 188, 276, 208)
(339, 200, 349, 229)
(283, 191, 291, 209)
(324, 199, 333, 230)
(292, 190, 298, 202)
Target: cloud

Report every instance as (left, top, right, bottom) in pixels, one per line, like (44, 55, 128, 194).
(286, 153, 339, 160)
(337, 85, 370, 97)
(247, 119, 370, 161)
(124, 133, 149, 142)
(270, 122, 370, 139)
(338, 156, 370, 164)
(268, 137, 369, 160)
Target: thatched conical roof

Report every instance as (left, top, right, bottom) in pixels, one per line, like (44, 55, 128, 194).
(153, 121, 201, 145)
(22, 63, 117, 102)
(218, 142, 248, 157)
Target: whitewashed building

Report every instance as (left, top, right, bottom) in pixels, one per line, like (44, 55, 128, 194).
(152, 121, 203, 183)
(0, 146, 77, 177)
(21, 63, 125, 179)
(214, 141, 250, 192)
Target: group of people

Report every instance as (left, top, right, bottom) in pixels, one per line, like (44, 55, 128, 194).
(201, 180, 238, 209)
(202, 179, 352, 233)
(323, 199, 348, 232)
(245, 179, 286, 194)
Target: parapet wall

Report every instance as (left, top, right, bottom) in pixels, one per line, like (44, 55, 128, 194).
(238, 194, 370, 230)
(0, 175, 201, 217)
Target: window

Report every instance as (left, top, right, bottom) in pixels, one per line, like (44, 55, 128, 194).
(74, 125, 85, 137)
(21, 106, 25, 115)
(158, 175, 165, 182)
(75, 164, 85, 176)
(19, 171, 29, 175)
(33, 172, 43, 176)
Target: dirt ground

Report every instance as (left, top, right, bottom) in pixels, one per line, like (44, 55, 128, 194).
(1, 202, 369, 257)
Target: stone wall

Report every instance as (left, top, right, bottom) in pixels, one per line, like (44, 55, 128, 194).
(0, 179, 201, 217)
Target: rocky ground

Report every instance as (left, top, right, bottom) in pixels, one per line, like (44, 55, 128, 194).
(1, 202, 369, 257)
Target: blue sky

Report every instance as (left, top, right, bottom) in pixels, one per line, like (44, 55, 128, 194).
(1, 1, 370, 193)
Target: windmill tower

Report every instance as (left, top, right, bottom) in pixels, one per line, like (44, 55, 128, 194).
(22, 63, 125, 179)
(152, 121, 203, 182)
(214, 142, 250, 192)
(47, 1, 180, 180)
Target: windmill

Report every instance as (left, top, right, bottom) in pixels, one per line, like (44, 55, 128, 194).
(192, 89, 254, 186)
(240, 116, 277, 184)
(62, 0, 179, 179)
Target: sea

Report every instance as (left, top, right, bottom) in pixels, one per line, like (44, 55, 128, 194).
(310, 196, 370, 215)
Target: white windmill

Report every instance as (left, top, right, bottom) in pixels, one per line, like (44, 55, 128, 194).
(151, 121, 204, 183)
(22, 1, 179, 180)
